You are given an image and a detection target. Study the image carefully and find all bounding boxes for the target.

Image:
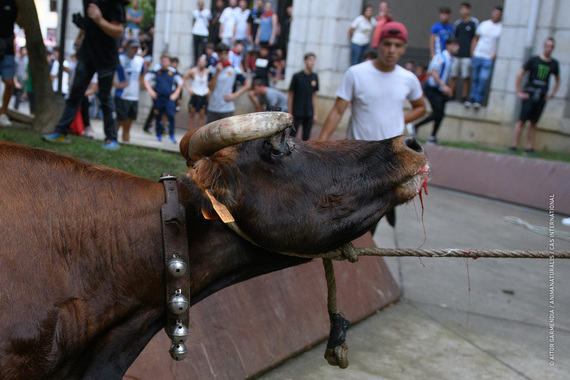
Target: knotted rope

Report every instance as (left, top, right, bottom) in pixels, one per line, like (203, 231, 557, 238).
(319, 245, 569, 368)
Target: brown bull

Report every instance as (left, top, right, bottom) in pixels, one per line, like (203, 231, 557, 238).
(0, 113, 427, 379)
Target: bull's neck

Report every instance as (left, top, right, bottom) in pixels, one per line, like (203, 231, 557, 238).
(59, 180, 167, 378)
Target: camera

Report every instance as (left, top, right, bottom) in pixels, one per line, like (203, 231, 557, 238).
(72, 13, 86, 29)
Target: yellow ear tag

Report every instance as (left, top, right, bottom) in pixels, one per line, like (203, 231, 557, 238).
(205, 191, 235, 223)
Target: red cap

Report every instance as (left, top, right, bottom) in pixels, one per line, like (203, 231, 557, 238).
(380, 22, 408, 43)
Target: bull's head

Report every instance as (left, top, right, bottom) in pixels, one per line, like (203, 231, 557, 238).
(180, 112, 428, 255)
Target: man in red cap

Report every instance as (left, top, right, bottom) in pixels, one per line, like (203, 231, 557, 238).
(320, 21, 426, 236)
(320, 21, 425, 141)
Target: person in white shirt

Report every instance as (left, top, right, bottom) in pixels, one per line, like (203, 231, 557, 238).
(50, 47, 70, 96)
(219, 0, 240, 47)
(234, 0, 251, 49)
(468, 6, 502, 109)
(349, 5, 376, 66)
(183, 55, 209, 130)
(114, 38, 146, 142)
(320, 21, 425, 142)
(192, 1, 212, 64)
(412, 37, 459, 144)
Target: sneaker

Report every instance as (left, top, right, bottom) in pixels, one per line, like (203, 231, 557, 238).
(473, 102, 481, 110)
(170, 135, 177, 143)
(157, 135, 162, 142)
(463, 100, 472, 108)
(426, 136, 439, 145)
(524, 148, 536, 155)
(406, 123, 416, 137)
(101, 140, 120, 150)
(508, 146, 517, 153)
(0, 113, 12, 126)
(82, 125, 94, 138)
(143, 125, 152, 134)
(43, 132, 71, 143)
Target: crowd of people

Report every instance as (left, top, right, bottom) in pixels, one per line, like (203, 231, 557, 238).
(31, 0, 297, 148)
(0, 1, 561, 156)
(346, 2, 559, 151)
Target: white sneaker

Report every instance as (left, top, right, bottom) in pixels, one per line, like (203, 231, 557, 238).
(0, 113, 12, 126)
(473, 102, 481, 110)
(406, 123, 416, 137)
(82, 125, 94, 138)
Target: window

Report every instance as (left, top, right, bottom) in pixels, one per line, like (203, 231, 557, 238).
(50, 0, 58, 13)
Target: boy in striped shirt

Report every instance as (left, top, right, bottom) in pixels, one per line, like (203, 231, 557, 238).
(412, 37, 459, 144)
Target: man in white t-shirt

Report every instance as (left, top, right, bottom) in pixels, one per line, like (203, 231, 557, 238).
(219, 0, 240, 47)
(234, 0, 251, 48)
(320, 21, 425, 142)
(468, 6, 502, 109)
(114, 38, 146, 142)
(50, 47, 70, 96)
(192, 1, 212, 64)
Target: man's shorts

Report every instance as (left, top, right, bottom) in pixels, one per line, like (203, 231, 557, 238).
(189, 94, 208, 111)
(0, 54, 15, 80)
(519, 96, 547, 123)
(451, 57, 472, 79)
(115, 97, 139, 121)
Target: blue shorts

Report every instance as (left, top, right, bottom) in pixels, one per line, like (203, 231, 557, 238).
(0, 55, 15, 80)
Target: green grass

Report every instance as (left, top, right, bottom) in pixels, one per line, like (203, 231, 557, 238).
(1, 125, 188, 180)
(420, 140, 570, 163)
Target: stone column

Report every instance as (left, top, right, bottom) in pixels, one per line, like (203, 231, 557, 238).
(282, 0, 362, 127)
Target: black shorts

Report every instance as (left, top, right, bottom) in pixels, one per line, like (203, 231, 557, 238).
(115, 97, 138, 121)
(189, 94, 208, 111)
(519, 97, 546, 123)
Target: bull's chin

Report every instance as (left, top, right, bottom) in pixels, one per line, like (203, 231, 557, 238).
(395, 165, 430, 203)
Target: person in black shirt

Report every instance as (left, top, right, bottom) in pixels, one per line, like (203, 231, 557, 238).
(509, 37, 560, 154)
(43, 0, 126, 150)
(287, 52, 319, 141)
(451, 2, 478, 104)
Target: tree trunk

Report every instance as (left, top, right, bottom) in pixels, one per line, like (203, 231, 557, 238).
(15, 0, 63, 133)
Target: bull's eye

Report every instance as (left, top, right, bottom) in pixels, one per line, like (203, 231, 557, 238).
(271, 148, 284, 158)
(262, 140, 286, 161)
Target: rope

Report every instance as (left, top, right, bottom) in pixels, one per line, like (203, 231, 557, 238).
(352, 248, 570, 259)
(322, 258, 350, 369)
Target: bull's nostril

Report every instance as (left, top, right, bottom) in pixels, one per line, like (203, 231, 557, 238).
(404, 136, 424, 153)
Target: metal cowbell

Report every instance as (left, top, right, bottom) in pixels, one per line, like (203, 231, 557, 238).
(168, 321, 189, 343)
(167, 256, 187, 278)
(168, 290, 189, 314)
(169, 342, 188, 361)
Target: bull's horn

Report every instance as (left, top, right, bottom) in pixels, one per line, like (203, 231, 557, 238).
(188, 112, 293, 160)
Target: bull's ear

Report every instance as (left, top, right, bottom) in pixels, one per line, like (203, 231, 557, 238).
(189, 158, 215, 192)
(180, 129, 198, 166)
(201, 206, 219, 220)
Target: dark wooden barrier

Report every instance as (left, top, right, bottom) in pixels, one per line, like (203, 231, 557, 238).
(124, 233, 400, 379)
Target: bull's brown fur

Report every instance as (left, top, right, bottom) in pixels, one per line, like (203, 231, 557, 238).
(0, 133, 426, 379)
